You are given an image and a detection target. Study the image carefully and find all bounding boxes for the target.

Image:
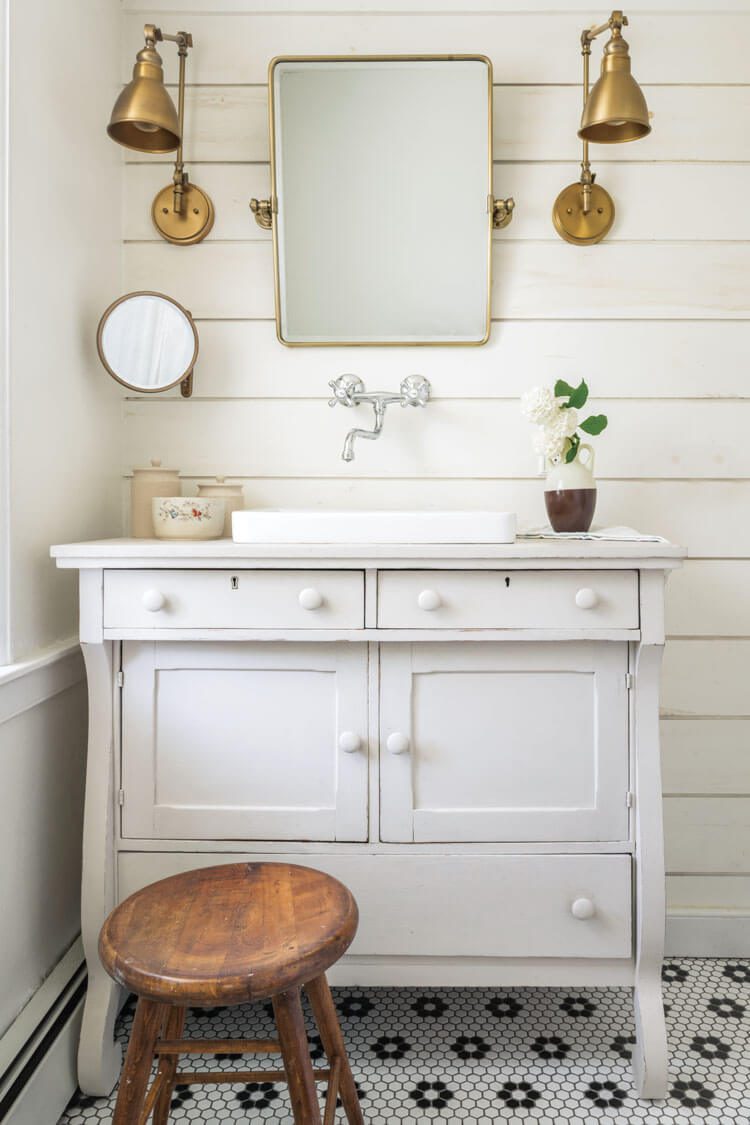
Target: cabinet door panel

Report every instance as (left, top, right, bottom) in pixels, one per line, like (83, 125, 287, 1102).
(380, 642, 629, 843)
(121, 642, 368, 841)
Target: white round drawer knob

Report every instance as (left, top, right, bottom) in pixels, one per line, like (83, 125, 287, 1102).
(571, 897, 596, 920)
(387, 732, 410, 755)
(141, 589, 166, 613)
(417, 589, 442, 611)
(339, 731, 361, 754)
(298, 587, 324, 610)
(575, 587, 599, 610)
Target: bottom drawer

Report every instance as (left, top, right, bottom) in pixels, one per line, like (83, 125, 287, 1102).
(119, 852, 632, 960)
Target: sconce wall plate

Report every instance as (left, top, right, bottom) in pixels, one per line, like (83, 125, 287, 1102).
(110, 25, 214, 246)
(552, 181, 614, 246)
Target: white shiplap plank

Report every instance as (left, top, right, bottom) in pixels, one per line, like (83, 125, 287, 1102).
(122, 85, 750, 166)
(122, 12, 750, 86)
(123, 241, 750, 320)
(664, 797, 750, 874)
(121, 399, 750, 480)
(662, 641, 750, 718)
(666, 875, 750, 914)
(667, 561, 750, 637)
(661, 719, 750, 795)
(124, 162, 750, 244)
(137, 319, 750, 401)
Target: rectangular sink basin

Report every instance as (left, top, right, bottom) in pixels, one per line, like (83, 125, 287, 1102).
(232, 510, 516, 545)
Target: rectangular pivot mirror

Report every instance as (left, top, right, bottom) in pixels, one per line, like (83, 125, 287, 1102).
(268, 56, 493, 346)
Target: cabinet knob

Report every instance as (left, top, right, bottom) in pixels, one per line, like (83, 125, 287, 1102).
(387, 732, 410, 755)
(417, 589, 442, 611)
(339, 731, 361, 754)
(298, 587, 324, 610)
(142, 588, 166, 613)
(571, 897, 596, 920)
(575, 587, 599, 610)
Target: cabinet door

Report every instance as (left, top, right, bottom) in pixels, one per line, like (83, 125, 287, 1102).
(121, 642, 368, 842)
(380, 642, 629, 843)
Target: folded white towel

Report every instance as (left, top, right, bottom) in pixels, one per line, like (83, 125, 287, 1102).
(520, 525, 668, 543)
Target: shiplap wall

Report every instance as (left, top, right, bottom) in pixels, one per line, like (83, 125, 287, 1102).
(119, 5, 750, 939)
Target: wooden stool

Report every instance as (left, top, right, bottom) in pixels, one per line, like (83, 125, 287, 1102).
(99, 862, 365, 1125)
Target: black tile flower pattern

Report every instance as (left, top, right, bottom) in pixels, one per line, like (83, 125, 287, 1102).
(497, 1080, 541, 1108)
(323, 1079, 367, 1108)
(58, 958, 750, 1125)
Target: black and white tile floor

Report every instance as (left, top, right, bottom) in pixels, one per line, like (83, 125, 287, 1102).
(61, 959, 749, 1123)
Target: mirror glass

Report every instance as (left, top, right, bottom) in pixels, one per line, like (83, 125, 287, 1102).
(271, 57, 492, 346)
(97, 292, 198, 392)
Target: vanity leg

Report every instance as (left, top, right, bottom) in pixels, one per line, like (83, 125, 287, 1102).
(631, 619, 669, 1099)
(78, 637, 122, 1095)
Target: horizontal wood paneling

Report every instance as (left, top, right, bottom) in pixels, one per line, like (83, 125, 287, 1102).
(123, 241, 750, 320)
(121, 12, 750, 86)
(664, 797, 750, 874)
(121, 399, 750, 480)
(662, 641, 750, 718)
(127, 319, 750, 401)
(666, 875, 750, 914)
(666, 561, 750, 636)
(124, 162, 750, 244)
(122, 85, 750, 166)
(661, 719, 750, 795)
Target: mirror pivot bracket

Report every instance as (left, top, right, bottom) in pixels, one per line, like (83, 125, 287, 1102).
(492, 196, 515, 229)
(250, 198, 275, 230)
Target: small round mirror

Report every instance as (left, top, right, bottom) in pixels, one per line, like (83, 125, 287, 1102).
(96, 291, 198, 396)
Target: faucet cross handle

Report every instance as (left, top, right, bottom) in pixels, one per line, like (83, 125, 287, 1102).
(400, 374, 431, 407)
(328, 373, 365, 407)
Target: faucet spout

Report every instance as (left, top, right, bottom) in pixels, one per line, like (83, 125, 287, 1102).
(342, 399, 387, 462)
(327, 373, 432, 463)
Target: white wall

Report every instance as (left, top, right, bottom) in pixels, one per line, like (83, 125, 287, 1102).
(118, 3, 749, 941)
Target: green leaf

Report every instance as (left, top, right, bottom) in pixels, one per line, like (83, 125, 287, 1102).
(565, 433, 580, 463)
(554, 379, 575, 398)
(580, 413, 608, 435)
(567, 379, 589, 410)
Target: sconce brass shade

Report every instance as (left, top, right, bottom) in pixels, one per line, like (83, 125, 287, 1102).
(107, 44, 180, 153)
(578, 31, 650, 144)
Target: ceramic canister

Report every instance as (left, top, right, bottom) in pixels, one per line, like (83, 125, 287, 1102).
(544, 444, 597, 533)
(197, 477, 245, 537)
(130, 459, 181, 538)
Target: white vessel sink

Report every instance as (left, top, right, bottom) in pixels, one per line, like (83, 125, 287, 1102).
(232, 510, 516, 545)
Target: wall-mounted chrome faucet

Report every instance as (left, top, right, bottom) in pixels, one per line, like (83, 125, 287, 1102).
(328, 374, 432, 462)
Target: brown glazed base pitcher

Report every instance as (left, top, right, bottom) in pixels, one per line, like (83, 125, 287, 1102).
(544, 444, 597, 534)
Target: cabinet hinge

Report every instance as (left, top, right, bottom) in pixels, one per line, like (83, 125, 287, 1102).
(626, 790, 634, 808)
(625, 672, 634, 690)
(116, 670, 124, 688)
(117, 789, 125, 806)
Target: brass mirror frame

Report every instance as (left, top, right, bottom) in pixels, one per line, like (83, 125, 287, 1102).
(261, 55, 508, 348)
(96, 291, 199, 398)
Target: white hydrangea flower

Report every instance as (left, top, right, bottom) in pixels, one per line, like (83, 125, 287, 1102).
(533, 426, 566, 464)
(520, 386, 557, 426)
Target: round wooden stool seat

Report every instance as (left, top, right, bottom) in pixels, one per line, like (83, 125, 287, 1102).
(99, 862, 359, 1006)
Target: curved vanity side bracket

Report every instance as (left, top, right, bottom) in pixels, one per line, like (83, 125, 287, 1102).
(78, 639, 122, 1095)
(630, 607, 669, 1097)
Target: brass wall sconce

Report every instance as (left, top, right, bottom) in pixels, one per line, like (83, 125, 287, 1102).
(108, 24, 214, 245)
(553, 10, 650, 246)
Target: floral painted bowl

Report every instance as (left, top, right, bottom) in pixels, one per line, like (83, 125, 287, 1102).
(152, 497, 226, 540)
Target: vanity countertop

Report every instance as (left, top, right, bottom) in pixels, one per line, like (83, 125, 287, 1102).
(51, 536, 686, 569)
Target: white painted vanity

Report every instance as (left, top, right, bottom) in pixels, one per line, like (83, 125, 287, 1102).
(52, 535, 684, 1098)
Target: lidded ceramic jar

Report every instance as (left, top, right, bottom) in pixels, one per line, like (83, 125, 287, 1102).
(544, 444, 597, 533)
(197, 477, 245, 537)
(130, 459, 180, 538)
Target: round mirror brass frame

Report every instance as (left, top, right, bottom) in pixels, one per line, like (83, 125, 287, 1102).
(96, 291, 199, 398)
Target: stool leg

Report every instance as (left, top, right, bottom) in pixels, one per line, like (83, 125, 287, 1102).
(273, 988, 323, 1125)
(152, 1005, 186, 1125)
(113, 998, 166, 1125)
(306, 974, 364, 1125)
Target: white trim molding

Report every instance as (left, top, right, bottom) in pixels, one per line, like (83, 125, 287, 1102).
(666, 914, 750, 957)
(0, 640, 83, 725)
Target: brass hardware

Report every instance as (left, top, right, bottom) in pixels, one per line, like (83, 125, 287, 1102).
(265, 56, 496, 347)
(250, 198, 274, 230)
(492, 197, 515, 230)
(96, 291, 198, 398)
(553, 10, 650, 245)
(109, 25, 214, 245)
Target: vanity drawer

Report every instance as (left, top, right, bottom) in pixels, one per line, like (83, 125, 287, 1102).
(119, 852, 632, 960)
(377, 569, 639, 630)
(103, 570, 365, 630)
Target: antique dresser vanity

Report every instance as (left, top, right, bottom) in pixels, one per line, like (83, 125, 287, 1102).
(53, 535, 683, 1099)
